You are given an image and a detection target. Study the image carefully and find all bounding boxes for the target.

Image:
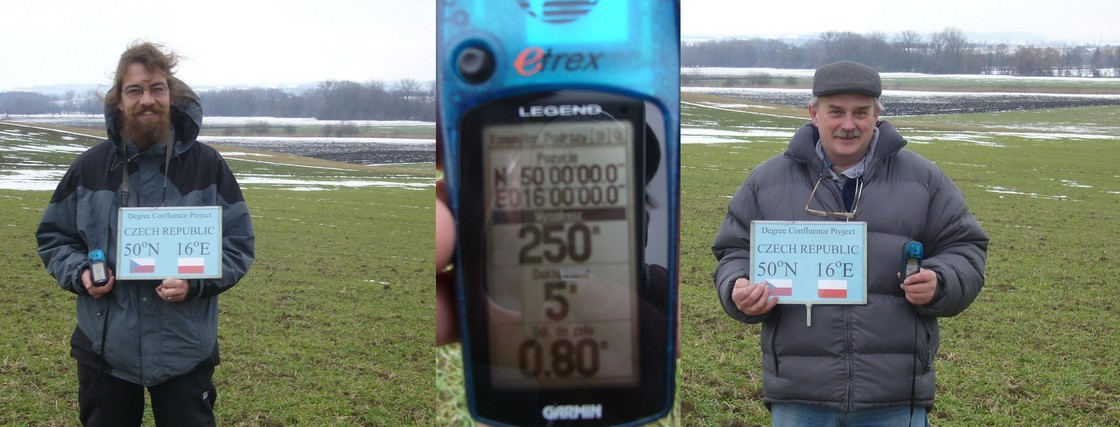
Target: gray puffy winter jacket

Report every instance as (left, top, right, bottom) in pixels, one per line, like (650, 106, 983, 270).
(712, 121, 987, 410)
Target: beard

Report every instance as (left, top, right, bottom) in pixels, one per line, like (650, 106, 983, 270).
(121, 104, 172, 149)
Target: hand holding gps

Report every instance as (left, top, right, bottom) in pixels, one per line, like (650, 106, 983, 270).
(438, 1, 680, 426)
(902, 241, 923, 278)
(89, 249, 109, 286)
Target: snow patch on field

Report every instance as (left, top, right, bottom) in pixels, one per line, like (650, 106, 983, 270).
(681, 127, 794, 144)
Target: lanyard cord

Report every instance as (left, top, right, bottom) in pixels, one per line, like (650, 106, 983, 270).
(120, 134, 175, 208)
(119, 138, 131, 207)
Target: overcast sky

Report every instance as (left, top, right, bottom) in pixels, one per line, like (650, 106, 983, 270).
(2, 0, 1117, 91)
(1, 0, 436, 91)
(682, 0, 1120, 44)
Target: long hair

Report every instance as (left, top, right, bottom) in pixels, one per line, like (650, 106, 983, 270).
(104, 41, 188, 110)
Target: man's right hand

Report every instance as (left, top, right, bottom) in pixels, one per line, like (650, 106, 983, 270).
(81, 268, 114, 299)
(731, 278, 778, 316)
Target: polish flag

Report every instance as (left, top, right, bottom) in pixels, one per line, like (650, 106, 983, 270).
(178, 258, 205, 274)
(130, 258, 155, 274)
(818, 280, 848, 298)
(766, 279, 793, 297)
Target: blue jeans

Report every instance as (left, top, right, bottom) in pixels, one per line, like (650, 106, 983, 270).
(771, 403, 929, 427)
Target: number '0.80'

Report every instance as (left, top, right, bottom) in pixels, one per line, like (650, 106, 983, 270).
(518, 338, 602, 379)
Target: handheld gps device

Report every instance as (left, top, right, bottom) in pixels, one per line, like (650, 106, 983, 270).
(902, 241, 923, 278)
(438, 1, 680, 426)
(89, 249, 109, 286)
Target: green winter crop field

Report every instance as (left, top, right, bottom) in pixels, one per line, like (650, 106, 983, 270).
(439, 95, 1120, 426)
(0, 122, 435, 425)
(674, 98, 1120, 426)
(4, 82, 1120, 426)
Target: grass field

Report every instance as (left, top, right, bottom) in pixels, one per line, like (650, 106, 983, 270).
(439, 94, 1120, 425)
(4, 82, 1120, 425)
(0, 125, 435, 425)
(675, 97, 1120, 426)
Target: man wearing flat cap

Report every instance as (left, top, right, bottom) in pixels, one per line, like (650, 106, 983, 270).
(711, 61, 988, 426)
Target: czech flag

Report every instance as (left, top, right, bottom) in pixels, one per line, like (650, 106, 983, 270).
(130, 258, 155, 274)
(818, 280, 848, 299)
(766, 279, 793, 297)
(177, 257, 205, 274)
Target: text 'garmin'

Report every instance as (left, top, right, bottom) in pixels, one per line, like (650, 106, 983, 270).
(541, 404, 604, 420)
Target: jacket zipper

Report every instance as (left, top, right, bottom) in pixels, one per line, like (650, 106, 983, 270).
(845, 305, 853, 411)
(771, 313, 781, 376)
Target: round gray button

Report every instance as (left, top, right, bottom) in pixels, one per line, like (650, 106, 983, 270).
(457, 46, 495, 84)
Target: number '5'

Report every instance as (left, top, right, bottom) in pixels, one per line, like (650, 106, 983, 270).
(545, 281, 570, 321)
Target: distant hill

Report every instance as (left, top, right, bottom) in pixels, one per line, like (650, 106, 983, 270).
(5, 84, 106, 96)
(681, 31, 1112, 47)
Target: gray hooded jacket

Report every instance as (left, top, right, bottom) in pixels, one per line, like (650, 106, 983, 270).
(712, 121, 987, 410)
(36, 83, 255, 386)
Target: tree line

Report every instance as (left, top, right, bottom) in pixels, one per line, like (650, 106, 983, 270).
(1, 79, 435, 121)
(683, 27, 1120, 77)
(202, 79, 434, 121)
(6, 30, 1118, 118)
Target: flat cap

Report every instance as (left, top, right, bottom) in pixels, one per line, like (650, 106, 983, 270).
(812, 61, 882, 97)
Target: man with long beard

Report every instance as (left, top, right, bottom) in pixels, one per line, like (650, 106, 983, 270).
(36, 41, 255, 426)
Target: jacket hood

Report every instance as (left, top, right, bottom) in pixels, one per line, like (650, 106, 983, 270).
(104, 76, 202, 157)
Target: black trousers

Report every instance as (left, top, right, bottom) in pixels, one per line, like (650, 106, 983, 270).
(76, 360, 217, 427)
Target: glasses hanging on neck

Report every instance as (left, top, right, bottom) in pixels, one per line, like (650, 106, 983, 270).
(804, 176, 863, 220)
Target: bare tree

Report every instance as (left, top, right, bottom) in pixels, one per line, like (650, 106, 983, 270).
(929, 27, 969, 74)
(991, 43, 1013, 75)
(1014, 46, 1063, 76)
(1111, 47, 1120, 77)
(391, 79, 424, 98)
(892, 31, 925, 72)
(1090, 47, 1104, 77)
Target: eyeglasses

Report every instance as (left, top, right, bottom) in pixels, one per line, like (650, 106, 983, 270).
(122, 84, 168, 99)
(804, 176, 863, 220)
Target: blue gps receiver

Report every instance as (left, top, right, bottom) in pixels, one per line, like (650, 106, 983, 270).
(438, 1, 680, 426)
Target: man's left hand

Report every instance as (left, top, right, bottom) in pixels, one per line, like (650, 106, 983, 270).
(900, 269, 937, 305)
(156, 279, 189, 303)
